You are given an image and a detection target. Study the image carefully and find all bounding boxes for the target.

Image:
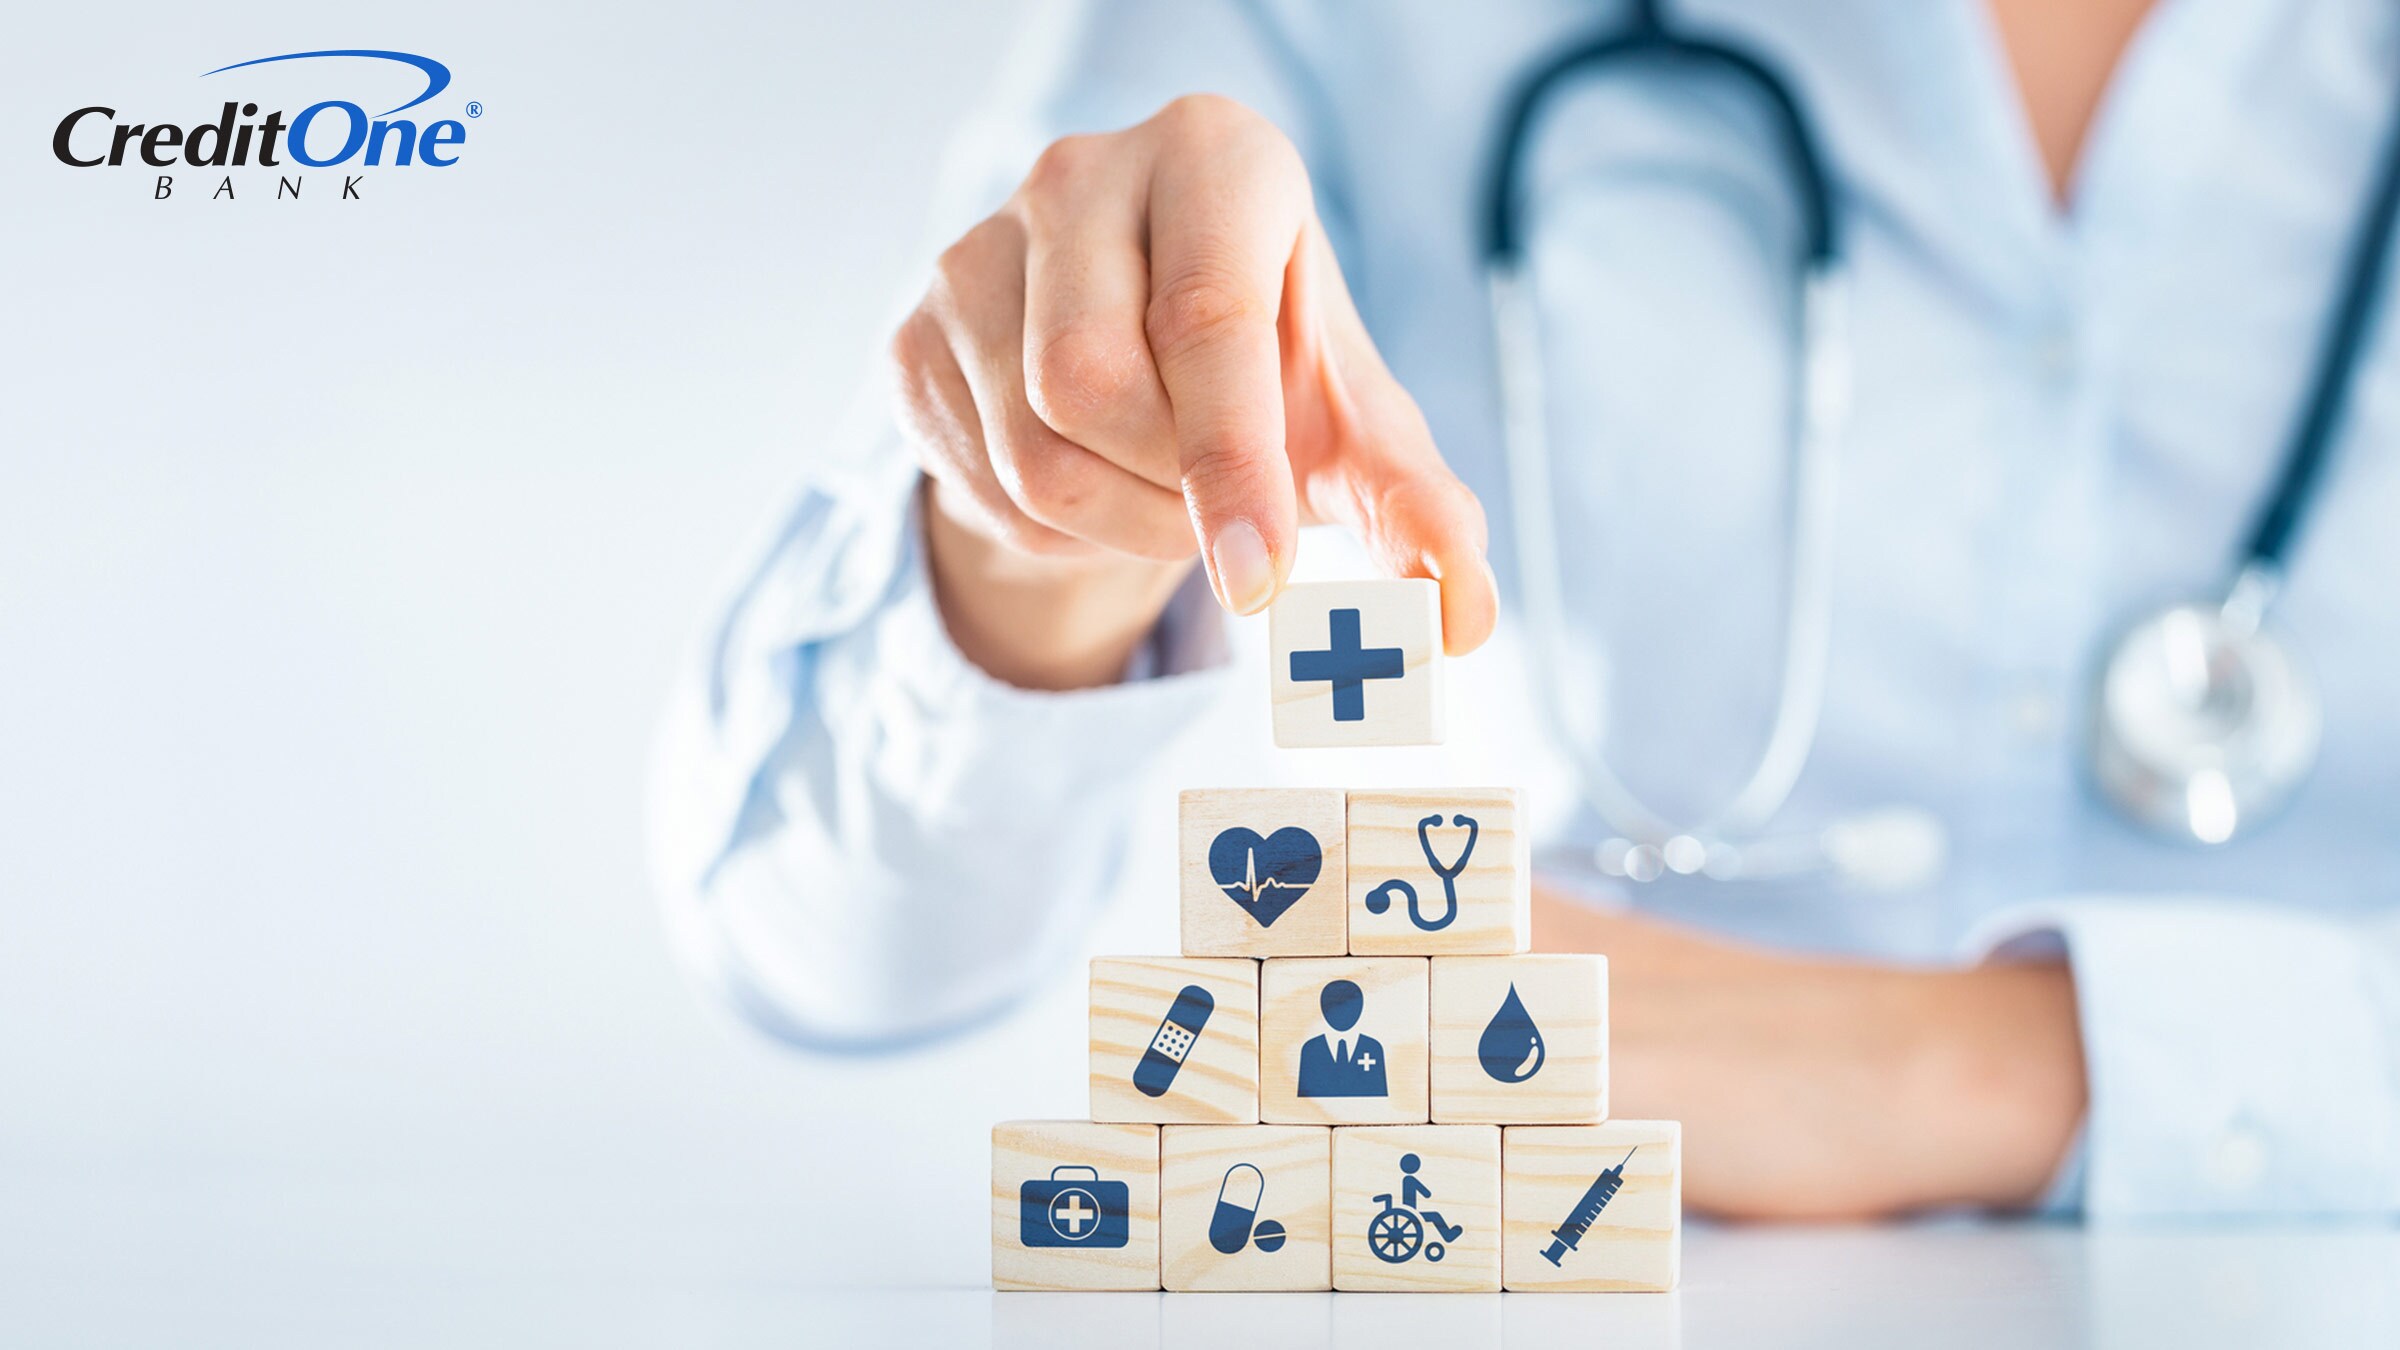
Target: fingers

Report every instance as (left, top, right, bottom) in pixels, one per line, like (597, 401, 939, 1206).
(889, 306, 1078, 557)
(1350, 449, 1500, 657)
(1016, 135, 1180, 493)
(897, 98, 1501, 655)
(917, 216, 1195, 562)
(1332, 391, 1499, 655)
(1143, 97, 1312, 614)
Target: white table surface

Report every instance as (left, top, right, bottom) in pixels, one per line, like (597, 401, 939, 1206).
(9, 1171, 2392, 1350)
(859, 1224, 2400, 1350)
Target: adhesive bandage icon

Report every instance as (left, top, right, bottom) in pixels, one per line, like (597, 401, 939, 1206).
(1133, 984, 1214, 1098)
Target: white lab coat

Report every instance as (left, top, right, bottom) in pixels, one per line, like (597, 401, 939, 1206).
(650, 0, 2400, 1217)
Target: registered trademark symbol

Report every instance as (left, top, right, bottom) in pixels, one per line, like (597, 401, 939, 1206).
(465, 101, 483, 118)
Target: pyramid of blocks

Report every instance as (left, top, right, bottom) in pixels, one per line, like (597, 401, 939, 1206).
(993, 579, 1682, 1293)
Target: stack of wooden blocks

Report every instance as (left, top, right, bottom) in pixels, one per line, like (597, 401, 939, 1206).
(993, 579, 1682, 1294)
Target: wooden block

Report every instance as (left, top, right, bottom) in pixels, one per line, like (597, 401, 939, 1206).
(1330, 1125, 1501, 1291)
(1179, 788, 1348, 958)
(1502, 1121, 1681, 1291)
(1267, 579, 1445, 748)
(1160, 1125, 1332, 1291)
(1089, 957, 1260, 1125)
(1258, 957, 1428, 1125)
(1346, 788, 1531, 955)
(991, 1120, 1160, 1291)
(1430, 955, 1608, 1124)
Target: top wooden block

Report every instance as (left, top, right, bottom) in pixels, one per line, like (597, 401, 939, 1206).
(1267, 579, 1445, 748)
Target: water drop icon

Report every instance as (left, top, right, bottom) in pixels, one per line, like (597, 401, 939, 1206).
(1477, 983, 1545, 1083)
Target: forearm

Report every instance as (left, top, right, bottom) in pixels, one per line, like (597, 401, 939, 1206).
(1619, 962, 2082, 1220)
(1890, 961, 2086, 1212)
(1540, 893, 2085, 1219)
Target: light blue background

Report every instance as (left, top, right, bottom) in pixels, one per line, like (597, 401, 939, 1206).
(0, 0, 1101, 1322)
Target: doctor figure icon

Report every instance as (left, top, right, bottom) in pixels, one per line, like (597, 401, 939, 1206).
(1296, 979, 1388, 1098)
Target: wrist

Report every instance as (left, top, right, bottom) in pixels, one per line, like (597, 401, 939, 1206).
(920, 477, 1197, 691)
(1904, 962, 2087, 1209)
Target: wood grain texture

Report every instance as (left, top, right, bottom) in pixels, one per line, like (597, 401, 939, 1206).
(1430, 955, 1608, 1124)
(1346, 788, 1531, 955)
(1267, 579, 1445, 748)
(1331, 1125, 1501, 1291)
(1258, 957, 1429, 1126)
(1161, 1125, 1332, 1291)
(1501, 1121, 1681, 1292)
(1089, 957, 1260, 1124)
(991, 1121, 1160, 1291)
(1178, 788, 1348, 958)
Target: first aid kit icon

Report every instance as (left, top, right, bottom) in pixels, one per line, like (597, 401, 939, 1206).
(1019, 1166, 1130, 1249)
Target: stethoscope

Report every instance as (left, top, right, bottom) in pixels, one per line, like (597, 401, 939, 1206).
(1483, 0, 2394, 886)
(1363, 814, 1479, 931)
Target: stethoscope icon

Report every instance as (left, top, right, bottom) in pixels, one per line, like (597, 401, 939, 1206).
(1365, 813, 1479, 932)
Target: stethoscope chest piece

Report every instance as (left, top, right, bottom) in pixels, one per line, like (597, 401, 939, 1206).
(2089, 593, 2322, 845)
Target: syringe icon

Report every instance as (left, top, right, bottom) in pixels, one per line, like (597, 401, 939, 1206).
(1540, 1146, 1640, 1267)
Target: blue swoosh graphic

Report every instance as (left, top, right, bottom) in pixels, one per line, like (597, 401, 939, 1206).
(201, 50, 451, 118)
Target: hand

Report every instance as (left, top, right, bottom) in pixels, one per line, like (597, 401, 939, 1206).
(890, 95, 1499, 690)
(1535, 892, 2087, 1220)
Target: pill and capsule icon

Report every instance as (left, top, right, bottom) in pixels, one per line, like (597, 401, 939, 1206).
(1207, 1162, 1286, 1255)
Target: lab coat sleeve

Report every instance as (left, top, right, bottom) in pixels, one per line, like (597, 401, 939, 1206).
(648, 449, 1230, 1050)
(647, 0, 1329, 1050)
(1970, 899, 2400, 1219)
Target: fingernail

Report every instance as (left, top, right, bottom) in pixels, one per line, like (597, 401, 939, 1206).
(1211, 520, 1276, 614)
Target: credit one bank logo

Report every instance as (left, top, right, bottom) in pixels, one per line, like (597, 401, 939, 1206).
(51, 49, 477, 200)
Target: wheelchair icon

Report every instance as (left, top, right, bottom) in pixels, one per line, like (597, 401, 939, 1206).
(1365, 1152, 1464, 1264)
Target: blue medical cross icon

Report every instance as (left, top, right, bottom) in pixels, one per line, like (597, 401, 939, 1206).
(1288, 607, 1405, 722)
(1052, 1191, 1096, 1236)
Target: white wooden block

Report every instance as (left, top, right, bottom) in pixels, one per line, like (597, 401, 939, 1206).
(1430, 955, 1608, 1124)
(1160, 1125, 1332, 1291)
(1331, 1125, 1501, 1292)
(1258, 957, 1428, 1125)
(1502, 1121, 1681, 1292)
(1267, 579, 1445, 748)
(1089, 957, 1260, 1125)
(992, 1120, 1161, 1291)
(1179, 788, 1348, 958)
(1346, 787, 1531, 955)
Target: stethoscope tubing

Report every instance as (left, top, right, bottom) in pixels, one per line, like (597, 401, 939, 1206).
(1478, 1, 2395, 863)
(1481, 4, 1854, 861)
(1481, 19, 1841, 270)
(2241, 52, 2400, 574)
(1489, 259, 1850, 852)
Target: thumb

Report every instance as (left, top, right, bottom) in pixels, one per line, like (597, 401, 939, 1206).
(1333, 396, 1500, 657)
(1283, 231, 1499, 657)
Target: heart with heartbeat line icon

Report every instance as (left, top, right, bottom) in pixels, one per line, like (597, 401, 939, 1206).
(1207, 826, 1323, 928)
